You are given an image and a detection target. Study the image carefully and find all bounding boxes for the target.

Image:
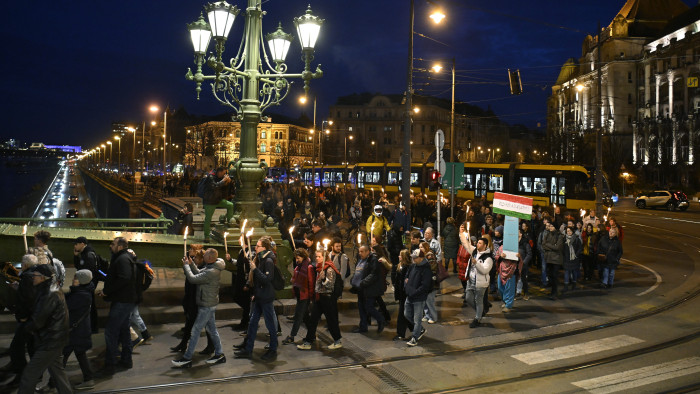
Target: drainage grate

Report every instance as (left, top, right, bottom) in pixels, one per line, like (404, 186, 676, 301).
(362, 364, 421, 393)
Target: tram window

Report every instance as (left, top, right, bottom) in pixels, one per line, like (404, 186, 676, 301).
(365, 171, 380, 183)
(518, 176, 532, 193)
(550, 177, 566, 205)
(533, 177, 547, 194)
(334, 172, 343, 182)
(388, 171, 399, 185)
(463, 174, 473, 190)
(475, 174, 487, 196)
(411, 172, 419, 186)
(489, 174, 503, 191)
(357, 171, 364, 187)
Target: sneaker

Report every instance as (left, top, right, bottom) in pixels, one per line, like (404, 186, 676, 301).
(74, 380, 95, 390)
(392, 335, 404, 341)
(469, 319, 480, 328)
(233, 350, 251, 359)
(417, 328, 427, 341)
(132, 338, 144, 349)
(501, 303, 506, 308)
(327, 340, 343, 350)
(260, 350, 277, 362)
(282, 336, 295, 345)
(171, 357, 192, 368)
(522, 294, 530, 301)
(421, 317, 428, 322)
(427, 319, 436, 324)
(296, 341, 312, 350)
(142, 335, 154, 343)
(502, 307, 511, 313)
(406, 337, 418, 347)
(206, 353, 226, 365)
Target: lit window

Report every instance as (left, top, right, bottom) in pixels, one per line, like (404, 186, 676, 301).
(260, 143, 266, 153)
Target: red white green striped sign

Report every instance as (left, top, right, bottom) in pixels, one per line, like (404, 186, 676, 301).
(492, 192, 533, 220)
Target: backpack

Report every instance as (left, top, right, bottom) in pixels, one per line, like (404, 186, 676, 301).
(332, 268, 344, 299)
(132, 259, 155, 304)
(89, 251, 110, 282)
(196, 176, 209, 199)
(272, 264, 285, 291)
(45, 251, 65, 288)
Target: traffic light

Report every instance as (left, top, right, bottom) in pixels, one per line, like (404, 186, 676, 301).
(429, 170, 441, 191)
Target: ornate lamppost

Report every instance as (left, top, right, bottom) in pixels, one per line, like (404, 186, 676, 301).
(186, 1, 323, 231)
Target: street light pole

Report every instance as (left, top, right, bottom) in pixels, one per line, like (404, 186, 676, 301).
(402, 0, 414, 214)
(186, 1, 323, 229)
(595, 20, 604, 216)
(114, 136, 121, 175)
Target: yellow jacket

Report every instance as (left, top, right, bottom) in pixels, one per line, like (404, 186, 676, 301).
(366, 215, 391, 239)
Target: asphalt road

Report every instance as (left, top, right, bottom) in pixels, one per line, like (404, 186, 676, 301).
(34, 164, 97, 226)
(5, 196, 700, 393)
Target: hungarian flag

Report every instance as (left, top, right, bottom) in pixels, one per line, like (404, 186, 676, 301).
(492, 192, 533, 219)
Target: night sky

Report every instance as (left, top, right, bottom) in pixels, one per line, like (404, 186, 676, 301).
(1, 0, 695, 149)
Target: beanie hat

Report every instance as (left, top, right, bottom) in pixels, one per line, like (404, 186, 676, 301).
(75, 269, 93, 285)
(34, 264, 54, 278)
(495, 225, 504, 235)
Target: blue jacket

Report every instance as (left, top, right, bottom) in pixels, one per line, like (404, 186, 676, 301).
(252, 251, 276, 303)
(404, 259, 432, 302)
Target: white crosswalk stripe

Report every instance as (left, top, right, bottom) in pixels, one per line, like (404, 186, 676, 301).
(571, 357, 700, 393)
(511, 335, 644, 365)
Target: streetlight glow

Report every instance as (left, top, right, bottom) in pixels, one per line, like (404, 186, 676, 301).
(576, 84, 584, 92)
(432, 64, 443, 73)
(429, 10, 446, 24)
(299, 96, 308, 104)
(413, 107, 420, 113)
(149, 105, 159, 113)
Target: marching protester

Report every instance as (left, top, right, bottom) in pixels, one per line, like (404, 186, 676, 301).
(393, 249, 414, 341)
(72, 237, 100, 334)
(562, 226, 583, 292)
(541, 222, 564, 300)
(283, 249, 315, 345)
(460, 226, 494, 328)
(350, 245, 385, 334)
(172, 248, 226, 368)
(63, 270, 95, 390)
(403, 249, 431, 346)
(597, 227, 623, 289)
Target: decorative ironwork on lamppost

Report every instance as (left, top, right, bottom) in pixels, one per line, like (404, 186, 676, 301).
(186, 1, 323, 230)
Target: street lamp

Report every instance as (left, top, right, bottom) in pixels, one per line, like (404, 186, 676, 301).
(106, 141, 112, 171)
(100, 144, 105, 168)
(186, 1, 324, 230)
(114, 136, 121, 175)
(127, 127, 136, 172)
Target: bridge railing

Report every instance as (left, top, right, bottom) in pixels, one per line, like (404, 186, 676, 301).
(0, 216, 173, 233)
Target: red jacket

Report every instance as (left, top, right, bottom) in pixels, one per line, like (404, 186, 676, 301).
(456, 245, 471, 282)
(292, 258, 316, 300)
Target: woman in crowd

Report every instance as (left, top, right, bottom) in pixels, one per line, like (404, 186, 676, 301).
(597, 227, 623, 289)
(392, 249, 413, 341)
(283, 249, 315, 345)
(419, 242, 439, 324)
(581, 223, 597, 282)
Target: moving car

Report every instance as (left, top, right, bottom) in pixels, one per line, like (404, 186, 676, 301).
(66, 209, 79, 218)
(68, 195, 78, 203)
(68, 182, 77, 188)
(635, 190, 689, 211)
(44, 198, 58, 207)
(41, 210, 54, 219)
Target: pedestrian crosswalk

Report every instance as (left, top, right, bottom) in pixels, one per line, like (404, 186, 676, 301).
(571, 357, 700, 393)
(510, 335, 644, 365)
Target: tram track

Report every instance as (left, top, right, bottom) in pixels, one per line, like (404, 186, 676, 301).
(92, 285, 700, 393)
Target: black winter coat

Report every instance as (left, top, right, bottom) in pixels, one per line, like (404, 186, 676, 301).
(597, 235, 623, 268)
(404, 260, 432, 302)
(103, 249, 137, 304)
(393, 264, 409, 301)
(360, 253, 385, 298)
(26, 280, 69, 351)
(64, 282, 94, 353)
(251, 251, 276, 304)
(15, 269, 37, 321)
(202, 173, 229, 205)
(232, 249, 251, 306)
(74, 245, 98, 283)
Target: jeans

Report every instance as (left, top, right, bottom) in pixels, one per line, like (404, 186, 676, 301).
(404, 300, 426, 340)
(516, 262, 530, 295)
(245, 299, 278, 353)
(203, 199, 234, 239)
(564, 269, 577, 285)
(497, 276, 516, 308)
(289, 298, 311, 338)
(304, 295, 342, 342)
(602, 267, 616, 286)
(184, 306, 223, 360)
(18, 347, 71, 394)
(358, 294, 385, 331)
(130, 305, 147, 334)
(396, 297, 413, 338)
(464, 282, 485, 321)
(104, 302, 134, 367)
(540, 251, 548, 285)
(423, 289, 438, 321)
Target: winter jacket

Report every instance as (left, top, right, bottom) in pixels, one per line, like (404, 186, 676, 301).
(442, 223, 459, 260)
(518, 237, 533, 267)
(404, 259, 432, 302)
(25, 279, 69, 351)
(563, 235, 583, 271)
(541, 229, 564, 266)
(184, 258, 225, 307)
(427, 237, 443, 262)
(64, 282, 95, 353)
(202, 173, 230, 205)
(292, 258, 315, 301)
(15, 269, 37, 321)
(456, 245, 471, 282)
(315, 263, 338, 297)
(459, 232, 493, 288)
(392, 208, 411, 233)
(359, 253, 385, 298)
(366, 214, 391, 239)
(393, 264, 409, 301)
(74, 245, 98, 283)
(597, 235, 623, 268)
(103, 249, 137, 304)
(251, 251, 276, 304)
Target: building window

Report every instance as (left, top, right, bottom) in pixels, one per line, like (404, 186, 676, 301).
(275, 143, 281, 153)
(235, 130, 240, 138)
(628, 72, 633, 83)
(260, 143, 266, 153)
(628, 93, 632, 104)
(261, 130, 266, 139)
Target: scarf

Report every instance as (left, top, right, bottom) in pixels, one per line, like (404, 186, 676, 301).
(316, 259, 339, 275)
(566, 234, 576, 260)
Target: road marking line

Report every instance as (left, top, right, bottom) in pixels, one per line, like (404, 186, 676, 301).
(510, 335, 644, 365)
(620, 258, 662, 296)
(626, 221, 700, 241)
(571, 356, 700, 394)
(635, 245, 685, 254)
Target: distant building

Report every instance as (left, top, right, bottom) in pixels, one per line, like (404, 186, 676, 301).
(184, 120, 313, 172)
(548, 0, 699, 187)
(45, 145, 82, 153)
(327, 93, 509, 164)
(29, 142, 46, 150)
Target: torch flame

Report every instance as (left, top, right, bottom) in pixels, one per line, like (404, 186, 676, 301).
(289, 225, 295, 234)
(241, 219, 247, 235)
(223, 231, 229, 238)
(357, 233, 362, 244)
(246, 228, 254, 238)
(316, 242, 320, 251)
(22, 224, 27, 235)
(322, 238, 331, 250)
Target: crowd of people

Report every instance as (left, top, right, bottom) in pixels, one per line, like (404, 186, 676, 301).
(0, 184, 626, 389)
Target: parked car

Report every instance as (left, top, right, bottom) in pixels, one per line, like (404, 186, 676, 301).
(68, 195, 78, 203)
(635, 190, 689, 211)
(66, 209, 79, 218)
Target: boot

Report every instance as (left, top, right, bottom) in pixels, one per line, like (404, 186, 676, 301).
(562, 284, 569, 293)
